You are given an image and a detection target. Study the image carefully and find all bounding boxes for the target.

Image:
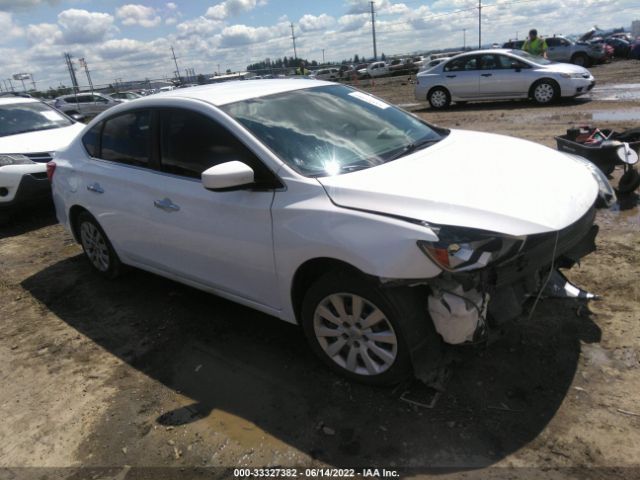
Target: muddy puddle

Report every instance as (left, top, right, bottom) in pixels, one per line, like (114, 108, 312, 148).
(590, 83, 640, 101)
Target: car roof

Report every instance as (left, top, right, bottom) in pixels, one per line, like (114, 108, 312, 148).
(0, 96, 39, 106)
(142, 78, 333, 106)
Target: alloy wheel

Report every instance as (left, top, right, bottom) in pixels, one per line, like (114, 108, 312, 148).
(534, 83, 555, 103)
(313, 293, 398, 376)
(430, 90, 448, 108)
(80, 221, 111, 272)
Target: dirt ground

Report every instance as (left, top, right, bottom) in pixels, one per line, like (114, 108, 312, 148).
(1, 60, 639, 480)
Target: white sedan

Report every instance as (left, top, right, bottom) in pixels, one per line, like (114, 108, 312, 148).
(50, 80, 607, 385)
(415, 49, 595, 109)
(0, 96, 85, 219)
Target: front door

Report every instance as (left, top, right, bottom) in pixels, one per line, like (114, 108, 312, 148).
(141, 107, 280, 309)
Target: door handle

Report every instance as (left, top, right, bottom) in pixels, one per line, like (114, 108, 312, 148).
(481, 73, 493, 77)
(86, 183, 104, 194)
(154, 198, 180, 212)
(446, 75, 456, 78)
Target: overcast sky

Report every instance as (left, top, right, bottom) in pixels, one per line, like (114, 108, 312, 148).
(0, 0, 636, 90)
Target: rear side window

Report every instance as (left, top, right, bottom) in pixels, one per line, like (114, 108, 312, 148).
(159, 108, 262, 180)
(82, 122, 102, 157)
(101, 111, 151, 167)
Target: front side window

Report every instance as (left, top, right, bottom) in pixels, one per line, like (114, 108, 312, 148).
(221, 84, 445, 177)
(101, 111, 151, 167)
(0, 101, 74, 137)
(160, 108, 265, 181)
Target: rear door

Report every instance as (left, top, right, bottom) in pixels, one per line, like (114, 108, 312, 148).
(441, 55, 481, 98)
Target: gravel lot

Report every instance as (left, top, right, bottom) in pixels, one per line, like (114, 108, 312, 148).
(1, 60, 639, 480)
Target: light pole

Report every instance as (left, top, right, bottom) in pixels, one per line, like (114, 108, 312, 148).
(322, 49, 325, 64)
(463, 28, 467, 50)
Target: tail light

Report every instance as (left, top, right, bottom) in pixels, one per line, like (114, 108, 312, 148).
(46, 161, 56, 181)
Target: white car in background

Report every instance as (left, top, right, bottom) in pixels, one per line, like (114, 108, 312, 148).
(415, 49, 595, 109)
(311, 68, 340, 81)
(53, 92, 121, 116)
(0, 96, 85, 219)
(50, 80, 606, 385)
(358, 61, 389, 78)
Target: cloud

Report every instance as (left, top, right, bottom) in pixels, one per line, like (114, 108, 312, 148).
(164, 2, 182, 25)
(337, 13, 369, 32)
(0, 0, 57, 11)
(57, 8, 114, 44)
(0, 11, 23, 41)
(116, 4, 161, 28)
(299, 13, 335, 32)
(176, 16, 223, 37)
(205, 0, 266, 21)
(26, 22, 60, 44)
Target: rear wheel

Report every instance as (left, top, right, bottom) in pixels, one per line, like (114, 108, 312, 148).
(531, 79, 559, 105)
(301, 271, 424, 385)
(428, 87, 451, 109)
(77, 211, 122, 279)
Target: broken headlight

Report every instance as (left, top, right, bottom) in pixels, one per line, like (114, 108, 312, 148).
(564, 153, 616, 208)
(0, 154, 35, 166)
(417, 226, 525, 272)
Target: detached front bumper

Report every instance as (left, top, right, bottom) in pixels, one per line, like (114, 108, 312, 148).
(427, 205, 598, 342)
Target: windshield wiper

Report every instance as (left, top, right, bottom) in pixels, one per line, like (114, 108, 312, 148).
(388, 138, 440, 161)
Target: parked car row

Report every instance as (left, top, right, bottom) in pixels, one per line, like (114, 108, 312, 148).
(502, 34, 605, 67)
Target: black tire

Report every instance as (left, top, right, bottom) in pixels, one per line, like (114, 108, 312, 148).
(531, 79, 559, 105)
(427, 87, 451, 109)
(571, 53, 591, 67)
(618, 167, 640, 194)
(76, 211, 122, 279)
(301, 270, 436, 386)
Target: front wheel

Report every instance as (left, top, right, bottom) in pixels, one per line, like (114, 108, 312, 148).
(77, 211, 122, 279)
(301, 271, 421, 385)
(531, 80, 559, 105)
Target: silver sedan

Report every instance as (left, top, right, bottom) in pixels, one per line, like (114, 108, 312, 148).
(414, 49, 595, 109)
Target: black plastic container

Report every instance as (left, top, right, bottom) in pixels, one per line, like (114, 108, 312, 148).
(554, 128, 638, 175)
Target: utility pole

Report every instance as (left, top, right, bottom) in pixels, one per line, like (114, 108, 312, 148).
(290, 23, 297, 59)
(79, 58, 94, 94)
(171, 46, 181, 83)
(477, 0, 482, 49)
(370, 1, 378, 60)
(63, 53, 79, 93)
(322, 49, 325, 64)
(463, 28, 467, 49)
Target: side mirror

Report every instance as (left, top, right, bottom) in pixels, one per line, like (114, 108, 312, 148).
(71, 113, 86, 121)
(202, 161, 255, 191)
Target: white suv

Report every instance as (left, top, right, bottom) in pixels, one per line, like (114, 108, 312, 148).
(0, 95, 85, 219)
(50, 80, 607, 385)
(53, 92, 120, 116)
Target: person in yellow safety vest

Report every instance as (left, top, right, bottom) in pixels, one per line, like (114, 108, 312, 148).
(523, 29, 548, 58)
(295, 62, 310, 75)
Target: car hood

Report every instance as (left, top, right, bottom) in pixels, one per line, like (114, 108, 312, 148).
(0, 122, 85, 154)
(317, 130, 598, 236)
(540, 62, 591, 75)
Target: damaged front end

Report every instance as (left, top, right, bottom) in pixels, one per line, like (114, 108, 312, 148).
(417, 205, 598, 345)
